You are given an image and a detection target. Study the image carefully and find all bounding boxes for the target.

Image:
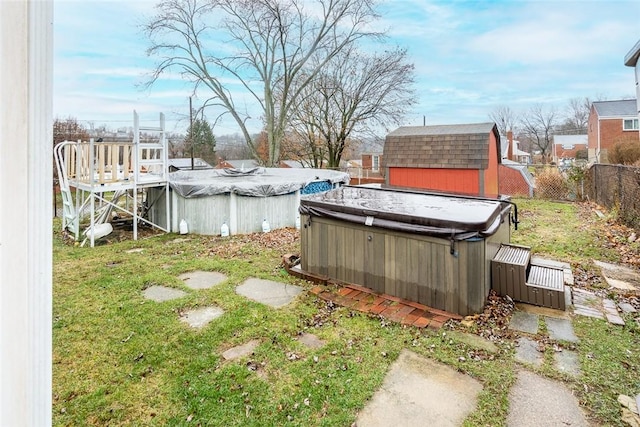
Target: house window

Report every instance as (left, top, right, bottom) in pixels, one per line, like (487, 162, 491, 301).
(623, 118, 639, 131)
(372, 155, 380, 172)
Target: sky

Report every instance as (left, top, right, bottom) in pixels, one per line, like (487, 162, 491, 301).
(53, 0, 640, 136)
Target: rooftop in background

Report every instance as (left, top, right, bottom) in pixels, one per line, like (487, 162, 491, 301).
(218, 159, 260, 170)
(624, 39, 640, 67)
(168, 158, 213, 171)
(553, 135, 588, 145)
(591, 99, 638, 117)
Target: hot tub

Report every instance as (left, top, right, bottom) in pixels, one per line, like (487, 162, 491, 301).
(299, 186, 513, 316)
(148, 167, 350, 235)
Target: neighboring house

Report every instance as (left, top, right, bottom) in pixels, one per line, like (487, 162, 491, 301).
(168, 158, 213, 172)
(383, 123, 501, 197)
(587, 99, 639, 163)
(552, 135, 588, 163)
(625, 39, 640, 121)
(500, 131, 531, 164)
(216, 159, 260, 170)
(280, 160, 307, 168)
(361, 152, 383, 175)
(344, 157, 385, 185)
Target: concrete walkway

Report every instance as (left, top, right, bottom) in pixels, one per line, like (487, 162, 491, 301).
(507, 370, 590, 426)
(356, 350, 483, 427)
(355, 348, 590, 427)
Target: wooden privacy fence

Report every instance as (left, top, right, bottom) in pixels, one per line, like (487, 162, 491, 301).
(586, 164, 640, 230)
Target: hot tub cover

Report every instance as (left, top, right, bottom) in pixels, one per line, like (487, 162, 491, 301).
(299, 186, 511, 239)
(169, 168, 350, 198)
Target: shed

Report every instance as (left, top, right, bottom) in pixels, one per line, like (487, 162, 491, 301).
(383, 123, 501, 197)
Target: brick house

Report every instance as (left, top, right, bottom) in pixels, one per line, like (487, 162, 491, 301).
(587, 99, 639, 163)
(625, 39, 640, 120)
(552, 135, 588, 163)
(383, 123, 501, 197)
(361, 152, 383, 176)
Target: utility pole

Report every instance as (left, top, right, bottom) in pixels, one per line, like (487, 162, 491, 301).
(189, 96, 194, 170)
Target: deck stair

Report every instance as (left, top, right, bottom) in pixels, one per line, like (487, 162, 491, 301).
(53, 111, 170, 247)
(491, 244, 566, 310)
(54, 141, 79, 235)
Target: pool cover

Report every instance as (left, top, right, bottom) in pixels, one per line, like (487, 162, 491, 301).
(299, 186, 511, 239)
(169, 168, 350, 198)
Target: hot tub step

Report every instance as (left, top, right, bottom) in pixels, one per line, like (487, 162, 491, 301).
(491, 244, 531, 302)
(524, 264, 566, 310)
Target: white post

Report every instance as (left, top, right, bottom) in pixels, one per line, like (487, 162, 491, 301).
(0, 1, 53, 426)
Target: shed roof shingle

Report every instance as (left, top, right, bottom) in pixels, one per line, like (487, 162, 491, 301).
(384, 122, 499, 170)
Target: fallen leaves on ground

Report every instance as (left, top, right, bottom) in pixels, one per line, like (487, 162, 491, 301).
(205, 228, 300, 258)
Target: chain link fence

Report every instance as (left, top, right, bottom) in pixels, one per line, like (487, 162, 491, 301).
(585, 164, 640, 230)
(500, 164, 586, 202)
(500, 162, 640, 230)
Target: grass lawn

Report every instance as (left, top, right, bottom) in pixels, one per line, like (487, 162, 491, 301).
(53, 198, 640, 426)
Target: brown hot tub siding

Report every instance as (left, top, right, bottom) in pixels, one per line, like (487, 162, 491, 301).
(301, 214, 510, 316)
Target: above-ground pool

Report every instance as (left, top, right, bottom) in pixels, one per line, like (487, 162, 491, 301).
(148, 167, 350, 235)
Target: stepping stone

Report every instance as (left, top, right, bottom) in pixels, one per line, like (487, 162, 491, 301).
(605, 313, 626, 326)
(179, 306, 224, 328)
(355, 350, 483, 427)
(126, 248, 144, 253)
(222, 339, 260, 361)
(515, 303, 570, 320)
(544, 316, 579, 343)
(179, 271, 227, 290)
(509, 311, 539, 334)
(554, 350, 581, 377)
(606, 278, 637, 291)
(507, 370, 589, 426)
(619, 302, 637, 314)
(603, 299, 626, 325)
(236, 278, 303, 308)
(514, 337, 543, 367)
(572, 288, 605, 319)
(572, 288, 600, 306)
(573, 306, 605, 320)
(594, 260, 640, 290)
(143, 285, 187, 302)
(446, 330, 499, 354)
(297, 333, 326, 349)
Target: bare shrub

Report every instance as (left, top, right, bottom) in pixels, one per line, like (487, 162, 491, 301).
(534, 167, 568, 199)
(608, 138, 640, 165)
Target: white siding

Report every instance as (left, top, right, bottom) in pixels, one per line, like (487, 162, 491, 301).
(0, 1, 53, 425)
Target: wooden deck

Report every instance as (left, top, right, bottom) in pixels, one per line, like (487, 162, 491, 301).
(283, 254, 463, 329)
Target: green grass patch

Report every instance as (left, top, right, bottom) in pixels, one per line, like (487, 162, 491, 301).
(53, 199, 640, 426)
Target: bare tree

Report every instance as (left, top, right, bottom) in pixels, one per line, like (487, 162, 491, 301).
(288, 46, 415, 168)
(557, 97, 591, 134)
(144, 0, 381, 167)
(53, 116, 89, 146)
(519, 104, 558, 163)
(488, 105, 519, 136)
(53, 117, 90, 180)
